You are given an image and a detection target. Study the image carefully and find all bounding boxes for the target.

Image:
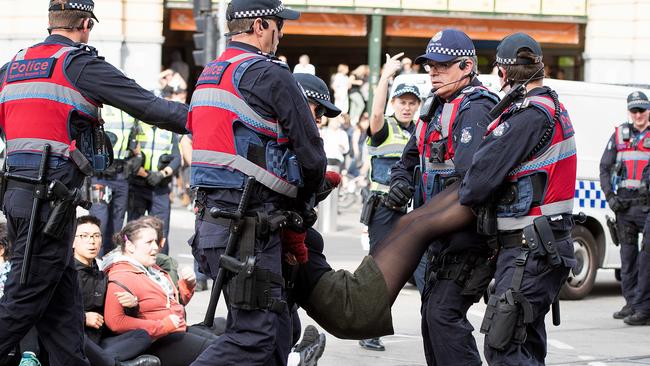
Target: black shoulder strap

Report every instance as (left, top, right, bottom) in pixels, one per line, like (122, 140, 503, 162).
(109, 279, 134, 295)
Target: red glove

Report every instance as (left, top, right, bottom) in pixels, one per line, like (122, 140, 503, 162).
(281, 229, 308, 264)
(325, 171, 342, 188)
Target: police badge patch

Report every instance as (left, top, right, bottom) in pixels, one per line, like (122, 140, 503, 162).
(492, 122, 509, 137)
(460, 127, 472, 144)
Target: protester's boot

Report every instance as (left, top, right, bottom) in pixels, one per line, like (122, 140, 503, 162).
(120, 355, 161, 366)
(294, 325, 326, 365)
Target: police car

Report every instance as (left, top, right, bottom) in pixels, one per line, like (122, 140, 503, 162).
(387, 73, 649, 300)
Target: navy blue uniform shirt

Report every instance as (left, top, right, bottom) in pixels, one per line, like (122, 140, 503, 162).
(0, 35, 188, 135)
(391, 78, 495, 185)
(599, 125, 649, 199)
(206, 42, 326, 206)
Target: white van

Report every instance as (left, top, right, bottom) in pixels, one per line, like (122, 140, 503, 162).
(388, 73, 647, 300)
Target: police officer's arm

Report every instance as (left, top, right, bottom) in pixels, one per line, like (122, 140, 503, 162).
(370, 53, 403, 136)
(599, 133, 617, 197)
(269, 70, 327, 197)
(451, 99, 495, 176)
(390, 134, 419, 187)
(459, 108, 547, 207)
(69, 57, 188, 134)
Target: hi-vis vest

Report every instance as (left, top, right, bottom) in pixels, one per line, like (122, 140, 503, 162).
(102, 105, 137, 161)
(613, 123, 650, 190)
(487, 94, 577, 231)
(367, 116, 411, 192)
(188, 47, 300, 198)
(415, 85, 498, 204)
(136, 124, 174, 172)
(0, 43, 100, 163)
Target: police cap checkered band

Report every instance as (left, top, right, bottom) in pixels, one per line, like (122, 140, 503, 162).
(49, 0, 99, 21)
(495, 32, 543, 65)
(392, 83, 421, 99)
(305, 89, 330, 102)
(227, 0, 299, 20)
(230, 4, 284, 19)
(627, 91, 650, 110)
(425, 46, 475, 57)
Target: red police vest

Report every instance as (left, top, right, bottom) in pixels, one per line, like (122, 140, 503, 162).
(188, 47, 298, 198)
(0, 44, 99, 161)
(613, 123, 650, 190)
(487, 95, 577, 231)
(414, 86, 493, 203)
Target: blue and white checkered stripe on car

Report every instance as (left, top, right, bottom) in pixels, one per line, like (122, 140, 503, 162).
(574, 180, 607, 209)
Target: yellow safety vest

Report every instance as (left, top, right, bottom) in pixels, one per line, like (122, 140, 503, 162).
(101, 105, 138, 161)
(136, 124, 175, 172)
(366, 116, 412, 192)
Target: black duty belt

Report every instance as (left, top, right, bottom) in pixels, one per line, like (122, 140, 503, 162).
(497, 230, 571, 249)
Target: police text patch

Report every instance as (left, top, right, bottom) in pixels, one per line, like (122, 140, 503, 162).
(197, 61, 230, 86)
(7, 58, 56, 83)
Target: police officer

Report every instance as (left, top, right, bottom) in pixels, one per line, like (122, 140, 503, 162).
(0, 1, 187, 364)
(359, 53, 420, 352)
(459, 33, 576, 364)
(127, 108, 181, 256)
(390, 28, 499, 365)
(90, 105, 142, 255)
(187, 0, 326, 364)
(600, 91, 650, 321)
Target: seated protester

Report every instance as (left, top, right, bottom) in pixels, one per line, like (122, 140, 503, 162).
(103, 217, 216, 366)
(73, 216, 161, 366)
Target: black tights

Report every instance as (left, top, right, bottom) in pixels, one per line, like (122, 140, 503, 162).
(147, 327, 218, 366)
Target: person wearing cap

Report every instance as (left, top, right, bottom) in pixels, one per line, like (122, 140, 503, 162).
(0, 1, 188, 364)
(599, 91, 650, 324)
(356, 52, 420, 352)
(386, 29, 499, 365)
(458, 32, 576, 364)
(187, 0, 326, 364)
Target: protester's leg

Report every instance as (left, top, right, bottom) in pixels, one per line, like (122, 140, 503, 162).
(150, 186, 172, 255)
(100, 329, 154, 362)
(0, 188, 88, 366)
(148, 332, 211, 366)
(85, 336, 117, 366)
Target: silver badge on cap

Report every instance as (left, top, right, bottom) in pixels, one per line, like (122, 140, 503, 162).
(633, 91, 640, 98)
(431, 31, 443, 43)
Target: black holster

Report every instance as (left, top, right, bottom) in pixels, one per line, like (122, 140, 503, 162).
(43, 180, 91, 239)
(481, 290, 528, 350)
(606, 215, 619, 246)
(460, 255, 497, 302)
(522, 217, 562, 267)
(476, 203, 497, 236)
(360, 192, 382, 225)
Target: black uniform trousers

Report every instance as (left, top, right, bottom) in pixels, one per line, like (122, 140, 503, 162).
(636, 215, 650, 314)
(189, 193, 291, 366)
(89, 175, 130, 256)
(616, 204, 647, 307)
(484, 238, 574, 365)
(0, 186, 88, 366)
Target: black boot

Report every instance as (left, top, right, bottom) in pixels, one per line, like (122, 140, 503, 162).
(613, 304, 633, 319)
(358, 338, 385, 351)
(120, 355, 161, 366)
(624, 312, 650, 326)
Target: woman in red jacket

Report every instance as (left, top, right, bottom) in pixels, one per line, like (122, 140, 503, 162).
(104, 218, 216, 366)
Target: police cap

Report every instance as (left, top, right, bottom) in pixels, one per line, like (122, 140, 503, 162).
(414, 29, 476, 65)
(227, 0, 300, 21)
(48, 0, 99, 22)
(294, 73, 341, 118)
(627, 91, 650, 111)
(391, 83, 421, 100)
(495, 33, 543, 65)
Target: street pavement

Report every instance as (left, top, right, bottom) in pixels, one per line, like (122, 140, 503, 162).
(164, 200, 650, 366)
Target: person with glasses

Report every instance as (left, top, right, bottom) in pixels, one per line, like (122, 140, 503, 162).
(73, 215, 162, 366)
(385, 28, 499, 366)
(187, 0, 326, 364)
(600, 91, 650, 324)
(358, 52, 421, 352)
(0, 1, 188, 364)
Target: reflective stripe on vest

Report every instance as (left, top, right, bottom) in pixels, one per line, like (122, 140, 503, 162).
(0, 44, 100, 161)
(102, 106, 137, 161)
(137, 124, 174, 172)
(496, 199, 574, 230)
(193, 149, 298, 197)
(189, 47, 298, 195)
(614, 125, 650, 190)
(368, 116, 411, 192)
(495, 94, 577, 231)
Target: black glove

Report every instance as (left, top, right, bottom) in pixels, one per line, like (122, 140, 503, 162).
(146, 171, 166, 187)
(385, 179, 413, 209)
(607, 193, 624, 212)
